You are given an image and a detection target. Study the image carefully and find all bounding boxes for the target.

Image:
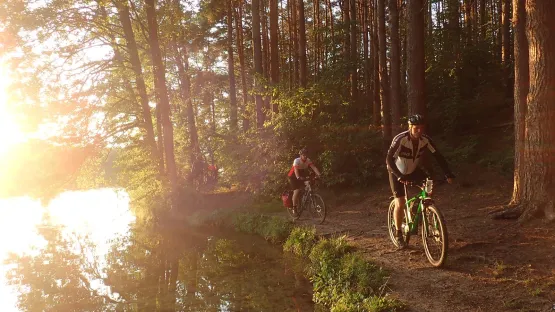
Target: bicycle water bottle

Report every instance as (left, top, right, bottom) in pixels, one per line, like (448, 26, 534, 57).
(425, 178, 433, 194)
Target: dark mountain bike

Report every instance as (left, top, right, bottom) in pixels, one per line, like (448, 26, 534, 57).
(287, 175, 326, 224)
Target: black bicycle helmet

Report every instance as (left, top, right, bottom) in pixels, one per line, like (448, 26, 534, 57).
(299, 147, 308, 155)
(408, 114, 425, 125)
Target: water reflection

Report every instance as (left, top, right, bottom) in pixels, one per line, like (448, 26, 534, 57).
(1, 190, 314, 311)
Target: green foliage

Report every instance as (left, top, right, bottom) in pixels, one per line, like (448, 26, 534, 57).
(217, 83, 386, 199)
(306, 237, 400, 311)
(232, 213, 293, 243)
(362, 296, 406, 312)
(283, 226, 317, 257)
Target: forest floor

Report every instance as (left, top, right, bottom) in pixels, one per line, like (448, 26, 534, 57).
(199, 163, 555, 312)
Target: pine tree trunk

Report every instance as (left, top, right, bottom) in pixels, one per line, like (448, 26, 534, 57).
(270, 0, 279, 85)
(479, 0, 486, 42)
(252, 0, 265, 129)
(401, 0, 407, 114)
(378, 0, 392, 142)
(270, 0, 279, 113)
(350, 0, 358, 110)
(113, 0, 160, 172)
(145, 0, 178, 192)
(175, 44, 200, 165)
(502, 0, 512, 98)
(227, 0, 238, 131)
(389, 0, 401, 134)
(328, 0, 335, 63)
(510, 0, 527, 206)
(363, 0, 372, 115)
(298, 0, 308, 87)
(235, 0, 250, 131)
(372, 0, 381, 127)
(407, 0, 426, 116)
(518, 0, 555, 221)
(496, 0, 502, 62)
(288, 0, 294, 89)
(291, 0, 299, 85)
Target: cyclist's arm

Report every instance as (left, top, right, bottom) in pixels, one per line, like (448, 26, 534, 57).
(386, 136, 404, 178)
(425, 136, 455, 178)
(309, 163, 321, 176)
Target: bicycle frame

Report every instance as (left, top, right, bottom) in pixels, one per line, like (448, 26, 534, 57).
(404, 180, 434, 234)
(300, 179, 314, 210)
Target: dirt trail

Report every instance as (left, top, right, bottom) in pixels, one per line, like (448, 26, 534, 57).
(308, 165, 555, 312)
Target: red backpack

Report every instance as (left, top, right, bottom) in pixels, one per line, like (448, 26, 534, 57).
(281, 190, 293, 208)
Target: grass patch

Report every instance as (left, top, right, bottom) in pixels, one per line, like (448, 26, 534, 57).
(284, 226, 317, 257)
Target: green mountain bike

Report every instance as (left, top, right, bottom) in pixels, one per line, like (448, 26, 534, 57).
(387, 178, 448, 267)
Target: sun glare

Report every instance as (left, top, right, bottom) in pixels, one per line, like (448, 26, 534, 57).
(0, 61, 25, 158)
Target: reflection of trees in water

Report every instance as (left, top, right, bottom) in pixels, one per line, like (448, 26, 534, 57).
(5, 215, 115, 312)
(6, 221, 311, 312)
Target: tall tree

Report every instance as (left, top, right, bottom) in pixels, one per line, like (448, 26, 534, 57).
(270, 0, 279, 86)
(389, 0, 401, 134)
(145, 0, 178, 193)
(363, 0, 372, 116)
(516, 0, 555, 221)
(479, 0, 486, 42)
(509, 0, 528, 209)
(113, 0, 159, 169)
(407, 0, 426, 116)
(298, 0, 308, 87)
(234, 0, 250, 131)
(502, 0, 512, 97)
(378, 0, 391, 142)
(495, 0, 555, 222)
(252, 0, 265, 129)
(270, 0, 279, 113)
(227, 0, 238, 131)
(350, 0, 358, 107)
(372, 0, 381, 127)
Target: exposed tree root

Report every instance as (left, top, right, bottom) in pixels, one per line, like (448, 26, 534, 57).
(489, 204, 523, 220)
(489, 201, 553, 224)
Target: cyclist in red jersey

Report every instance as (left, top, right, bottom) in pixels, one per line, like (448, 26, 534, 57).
(287, 147, 321, 214)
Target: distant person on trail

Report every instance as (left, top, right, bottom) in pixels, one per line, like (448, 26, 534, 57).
(207, 163, 218, 185)
(287, 147, 321, 215)
(386, 114, 455, 248)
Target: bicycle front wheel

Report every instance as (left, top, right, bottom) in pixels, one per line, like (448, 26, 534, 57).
(387, 200, 411, 247)
(421, 204, 448, 267)
(309, 193, 326, 224)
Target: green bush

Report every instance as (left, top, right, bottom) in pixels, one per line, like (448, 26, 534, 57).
(284, 226, 317, 257)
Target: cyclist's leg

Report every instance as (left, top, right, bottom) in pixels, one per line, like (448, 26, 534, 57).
(389, 172, 406, 239)
(288, 176, 303, 209)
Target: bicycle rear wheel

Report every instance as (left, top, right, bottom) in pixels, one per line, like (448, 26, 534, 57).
(309, 193, 326, 224)
(421, 204, 448, 267)
(387, 200, 410, 247)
